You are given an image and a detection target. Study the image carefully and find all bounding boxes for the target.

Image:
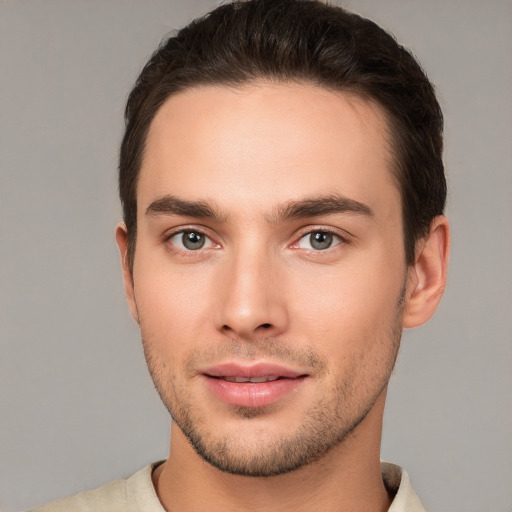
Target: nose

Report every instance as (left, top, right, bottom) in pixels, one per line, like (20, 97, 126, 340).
(215, 247, 289, 341)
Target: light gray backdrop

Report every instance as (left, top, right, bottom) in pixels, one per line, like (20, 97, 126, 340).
(1, 1, 511, 511)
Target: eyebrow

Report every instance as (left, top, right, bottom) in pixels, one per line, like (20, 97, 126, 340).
(272, 194, 374, 222)
(146, 195, 227, 220)
(145, 193, 373, 222)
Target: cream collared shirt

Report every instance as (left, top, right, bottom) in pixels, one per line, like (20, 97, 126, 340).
(31, 461, 426, 512)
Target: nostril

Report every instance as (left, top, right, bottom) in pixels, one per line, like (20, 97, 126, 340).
(220, 321, 279, 337)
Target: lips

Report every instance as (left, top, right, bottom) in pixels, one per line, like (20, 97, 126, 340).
(201, 362, 308, 408)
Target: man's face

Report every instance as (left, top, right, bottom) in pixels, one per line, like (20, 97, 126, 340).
(123, 82, 409, 476)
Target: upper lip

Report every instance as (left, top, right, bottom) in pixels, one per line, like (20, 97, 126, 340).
(201, 362, 307, 379)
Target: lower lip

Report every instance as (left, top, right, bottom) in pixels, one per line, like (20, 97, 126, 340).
(204, 376, 306, 408)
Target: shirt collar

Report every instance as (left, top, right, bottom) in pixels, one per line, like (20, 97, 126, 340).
(381, 462, 426, 512)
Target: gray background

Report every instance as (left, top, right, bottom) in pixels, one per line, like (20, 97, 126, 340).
(1, 1, 511, 511)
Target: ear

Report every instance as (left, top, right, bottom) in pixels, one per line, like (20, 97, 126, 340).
(402, 216, 450, 328)
(115, 222, 139, 324)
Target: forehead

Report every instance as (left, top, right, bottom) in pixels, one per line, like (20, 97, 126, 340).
(139, 81, 399, 218)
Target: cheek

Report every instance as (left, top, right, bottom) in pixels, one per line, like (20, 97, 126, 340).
(288, 254, 404, 351)
(132, 254, 215, 352)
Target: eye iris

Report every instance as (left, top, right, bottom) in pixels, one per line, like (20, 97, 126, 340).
(182, 231, 205, 250)
(310, 232, 333, 250)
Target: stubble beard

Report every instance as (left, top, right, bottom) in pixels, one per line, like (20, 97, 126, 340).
(140, 286, 405, 477)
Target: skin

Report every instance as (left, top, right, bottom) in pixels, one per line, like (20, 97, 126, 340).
(116, 82, 449, 512)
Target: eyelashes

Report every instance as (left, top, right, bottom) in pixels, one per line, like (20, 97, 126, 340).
(164, 226, 350, 256)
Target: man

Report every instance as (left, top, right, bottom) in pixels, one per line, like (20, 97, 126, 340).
(33, 0, 449, 510)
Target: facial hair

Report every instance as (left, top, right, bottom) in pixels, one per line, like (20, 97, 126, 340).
(140, 285, 405, 477)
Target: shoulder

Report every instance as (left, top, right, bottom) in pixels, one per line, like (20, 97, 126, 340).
(29, 477, 128, 512)
(29, 463, 164, 512)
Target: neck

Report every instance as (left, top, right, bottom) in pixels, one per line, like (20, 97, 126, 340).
(153, 393, 391, 512)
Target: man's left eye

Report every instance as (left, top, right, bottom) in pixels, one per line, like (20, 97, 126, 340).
(296, 231, 342, 250)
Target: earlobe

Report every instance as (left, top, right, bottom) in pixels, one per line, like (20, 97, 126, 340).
(115, 223, 139, 324)
(402, 216, 450, 328)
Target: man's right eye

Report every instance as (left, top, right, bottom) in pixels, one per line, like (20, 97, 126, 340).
(168, 230, 216, 251)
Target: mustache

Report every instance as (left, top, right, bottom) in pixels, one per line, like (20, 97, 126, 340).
(184, 337, 327, 374)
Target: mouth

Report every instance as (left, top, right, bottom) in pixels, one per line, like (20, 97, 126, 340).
(201, 362, 309, 408)
(217, 375, 282, 383)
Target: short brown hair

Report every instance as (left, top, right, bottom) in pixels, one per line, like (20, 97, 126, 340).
(119, 0, 446, 267)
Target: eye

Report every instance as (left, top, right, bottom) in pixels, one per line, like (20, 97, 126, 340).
(167, 230, 217, 251)
(296, 231, 342, 251)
